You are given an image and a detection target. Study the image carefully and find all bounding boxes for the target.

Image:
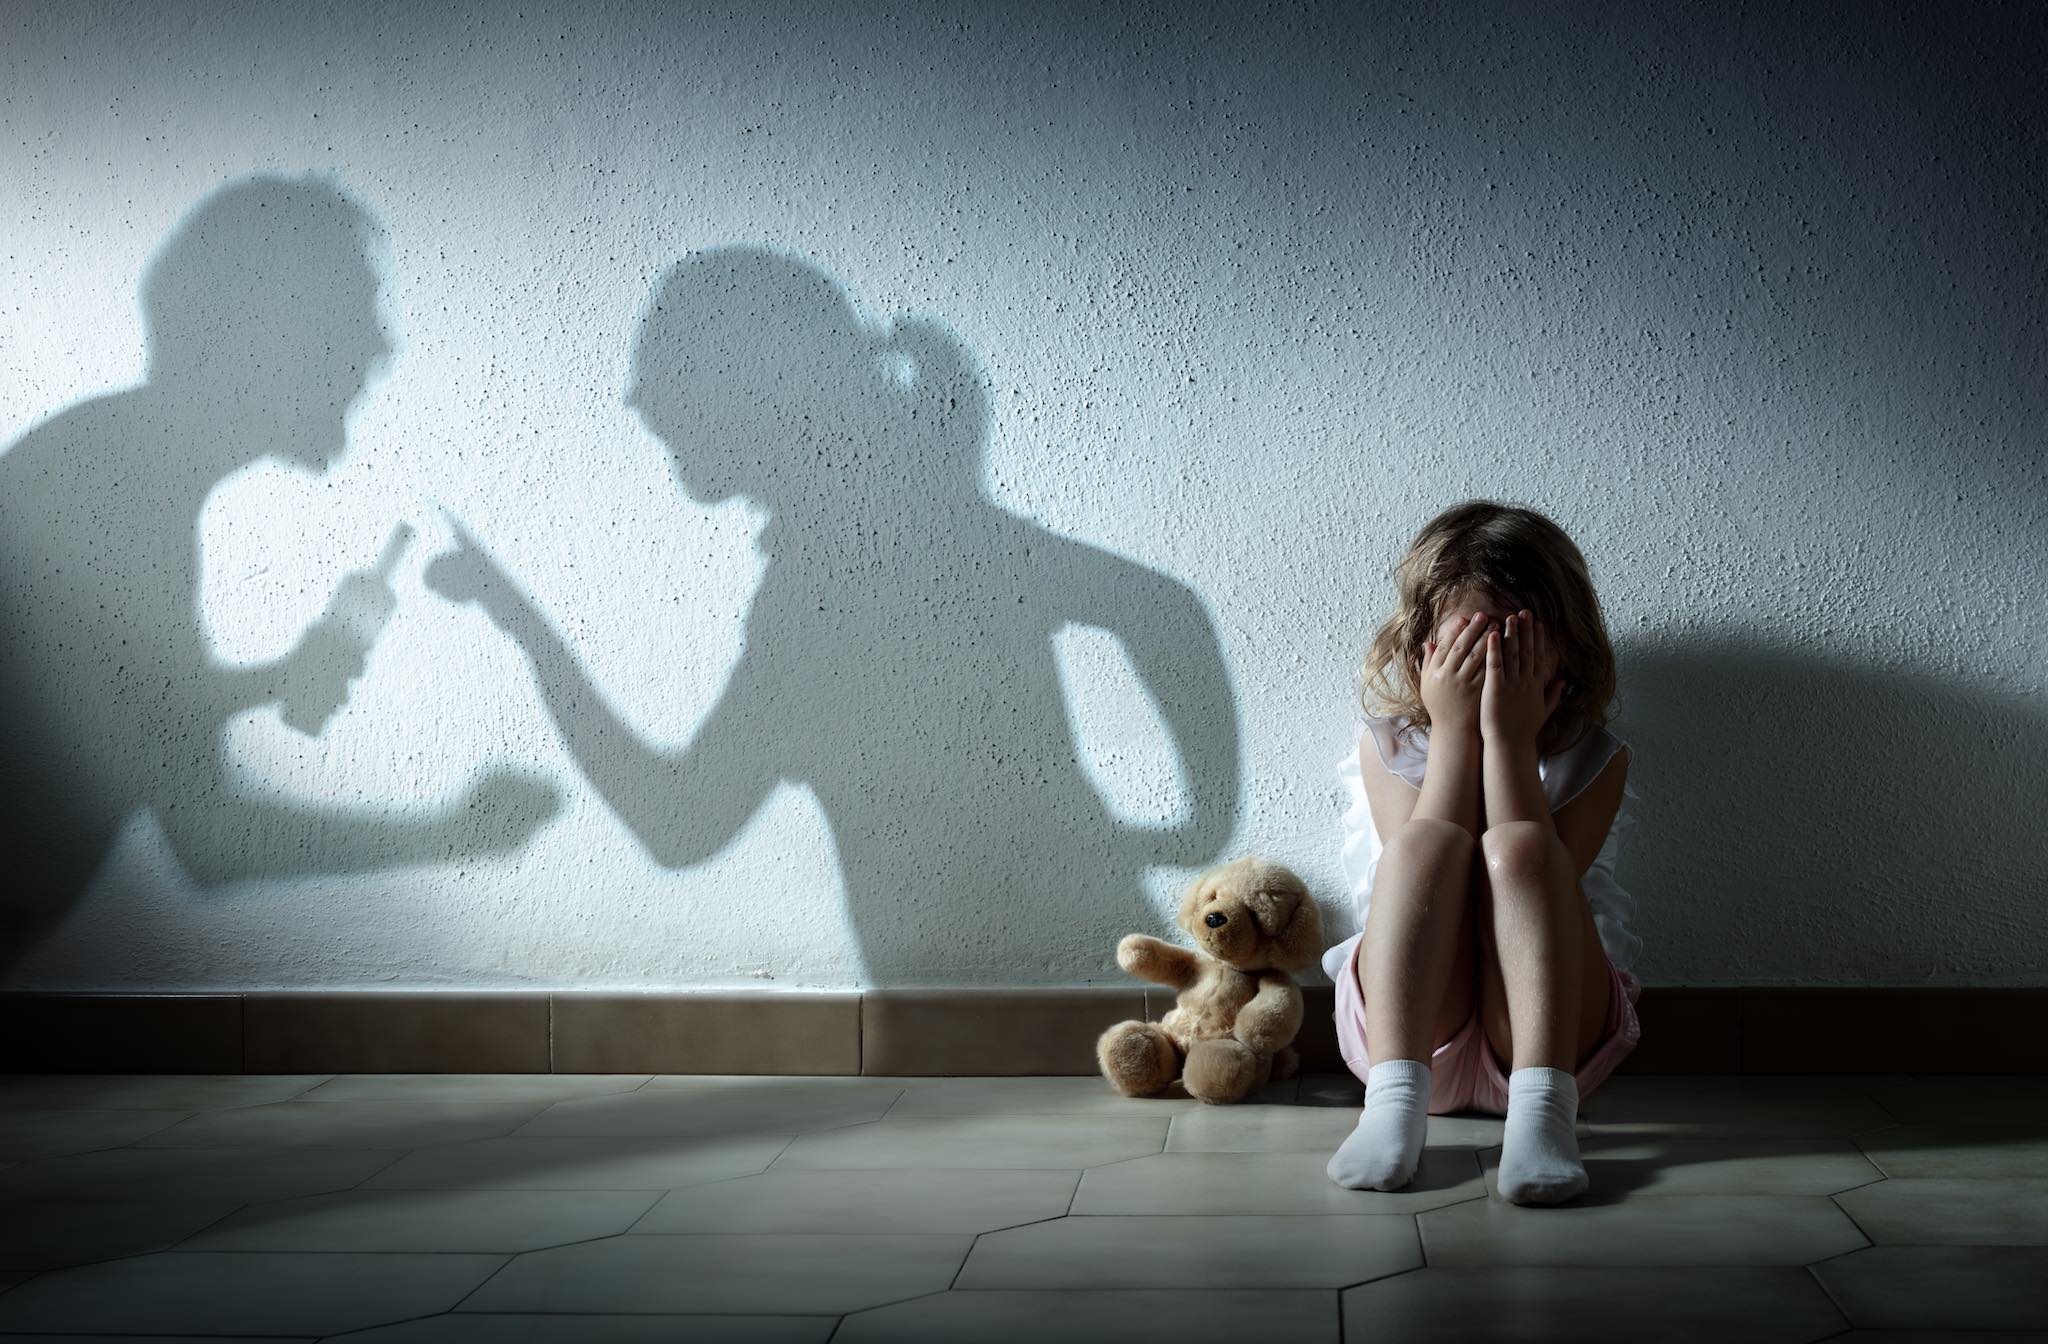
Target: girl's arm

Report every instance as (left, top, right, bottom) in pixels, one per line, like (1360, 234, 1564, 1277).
(1413, 724, 1485, 840)
(1481, 735, 1549, 829)
(1479, 614, 1561, 828)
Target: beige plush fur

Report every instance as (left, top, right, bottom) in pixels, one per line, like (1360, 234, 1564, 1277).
(1097, 855, 1326, 1104)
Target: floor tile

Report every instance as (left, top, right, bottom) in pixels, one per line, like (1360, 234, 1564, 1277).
(1473, 1135, 1883, 1199)
(0, 1337, 303, 1343)
(770, 1115, 1168, 1170)
(1296, 1074, 1365, 1107)
(1834, 1177, 2048, 1245)
(338, 1315, 835, 1343)
(0, 1109, 191, 1160)
(633, 1168, 1078, 1234)
(837, 1288, 1337, 1342)
(1818, 1327, 2048, 1335)
(1572, 1076, 1894, 1136)
(180, 1187, 663, 1252)
(0, 1145, 402, 1202)
(0, 1249, 503, 1335)
(299, 1073, 651, 1103)
(0, 1075, 330, 1111)
(0, 1070, 2030, 1338)
(1860, 1075, 2048, 1126)
(1854, 1124, 2048, 1178)
(1418, 1193, 1867, 1265)
(362, 1133, 793, 1190)
(1810, 1245, 2048, 1329)
(514, 1081, 900, 1137)
(0, 1198, 239, 1270)
(639, 1073, 923, 1090)
(882, 1075, 1298, 1117)
(1072, 1149, 1483, 1215)
(1339, 1265, 1847, 1342)
(955, 1213, 1420, 1289)
(134, 1098, 547, 1149)
(1164, 1100, 1560, 1153)
(461, 1232, 970, 1315)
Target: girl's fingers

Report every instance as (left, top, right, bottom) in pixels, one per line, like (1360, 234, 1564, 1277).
(1447, 612, 1483, 669)
(1456, 614, 1489, 673)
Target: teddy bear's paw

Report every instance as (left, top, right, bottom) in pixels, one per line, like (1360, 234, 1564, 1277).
(1097, 1020, 1178, 1097)
(1183, 1037, 1263, 1104)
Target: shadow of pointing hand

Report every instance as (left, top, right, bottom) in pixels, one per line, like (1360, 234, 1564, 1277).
(423, 520, 532, 635)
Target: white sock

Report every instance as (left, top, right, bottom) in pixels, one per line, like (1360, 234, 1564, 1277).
(1497, 1066, 1588, 1205)
(1327, 1058, 1431, 1190)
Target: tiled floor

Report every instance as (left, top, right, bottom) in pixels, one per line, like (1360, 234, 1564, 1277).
(0, 1072, 2044, 1341)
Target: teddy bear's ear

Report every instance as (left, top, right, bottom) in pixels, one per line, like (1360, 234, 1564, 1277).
(1243, 887, 1301, 940)
(1271, 894, 1327, 971)
(1242, 869, 1325, 971)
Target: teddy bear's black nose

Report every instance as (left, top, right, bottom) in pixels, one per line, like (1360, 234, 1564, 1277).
(1205, 912, 1227, 927)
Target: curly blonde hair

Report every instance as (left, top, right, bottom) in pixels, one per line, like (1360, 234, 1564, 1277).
(1356, 499, 1618, 760)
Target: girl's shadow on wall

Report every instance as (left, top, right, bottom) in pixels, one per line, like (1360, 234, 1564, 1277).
(1618, 640, 2043, 984)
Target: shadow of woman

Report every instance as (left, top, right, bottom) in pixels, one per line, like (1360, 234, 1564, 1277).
(428, 246, 1243, 986)
(0, 173, 560, 974)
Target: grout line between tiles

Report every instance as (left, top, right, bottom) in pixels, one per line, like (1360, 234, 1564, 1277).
(1821, 1192, 1878, 1257)
(441, 1249, 525, 1313)
(1801, 1260, 1858, 1335)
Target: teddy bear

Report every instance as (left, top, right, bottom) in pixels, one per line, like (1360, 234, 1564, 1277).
(1097, 855, 1325, 1104)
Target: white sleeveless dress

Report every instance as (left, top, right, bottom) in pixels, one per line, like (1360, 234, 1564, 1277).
(1319, 712, 1644, 983)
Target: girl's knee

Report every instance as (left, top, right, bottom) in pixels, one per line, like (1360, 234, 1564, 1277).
(1386, 816, 1476, 869)
(1479, 820, 1567, 886)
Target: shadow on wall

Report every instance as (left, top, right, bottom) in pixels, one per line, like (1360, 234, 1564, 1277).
(422, 245, 1244, 985)
(0, 175, 563, 977)
(1618, 644, 2046, 984)
(0, 173, 1245, 987)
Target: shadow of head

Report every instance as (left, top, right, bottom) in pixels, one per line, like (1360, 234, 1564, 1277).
(139, 172, 393, 472)
(622, 244, 988, 512)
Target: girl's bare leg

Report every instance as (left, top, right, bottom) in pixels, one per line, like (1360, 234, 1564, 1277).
(1328, 817, 1477, 1191)
(1358, 817, 1478, 1062)
(1478, 821, 1588, 1072)
(1475, 819, 1598, 1204)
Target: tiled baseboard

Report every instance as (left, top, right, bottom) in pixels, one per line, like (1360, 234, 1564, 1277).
(2, 987, 2041, 1075)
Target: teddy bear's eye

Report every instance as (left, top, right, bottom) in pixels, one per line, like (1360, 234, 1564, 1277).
(1205, 912, 1227, 928)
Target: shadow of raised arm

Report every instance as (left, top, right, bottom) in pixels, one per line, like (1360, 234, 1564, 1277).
(424, 522, 779, 870)
(1055, 539, 1241, 869)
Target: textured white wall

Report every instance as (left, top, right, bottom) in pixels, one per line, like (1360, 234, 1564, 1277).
(2, 0, 2042, 991)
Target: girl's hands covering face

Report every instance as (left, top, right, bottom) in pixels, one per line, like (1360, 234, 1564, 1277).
(1417, 609, 1491, 739)
(1479, 609, 1564, 746)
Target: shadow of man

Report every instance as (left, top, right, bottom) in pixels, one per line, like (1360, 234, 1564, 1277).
(0, 173, 559, 973)
(427, 246, 1242, 986)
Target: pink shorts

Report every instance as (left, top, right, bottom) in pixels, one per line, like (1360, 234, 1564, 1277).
(1331, 932, 1641, 1116)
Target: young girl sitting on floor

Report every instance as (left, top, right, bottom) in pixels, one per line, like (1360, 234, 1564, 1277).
(1324, 499, 1643, 1205)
